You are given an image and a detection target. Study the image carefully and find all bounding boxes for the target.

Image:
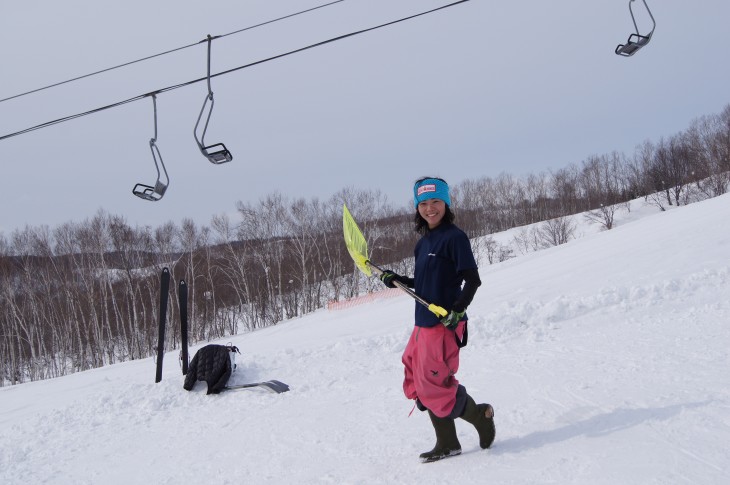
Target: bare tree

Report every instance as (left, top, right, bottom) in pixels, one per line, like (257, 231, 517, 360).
(483, 236, 514, 264)
(237, 194, 289, 327)
(692, 107, 730, 197)
(512, 226, 541, 255)
(584, 204, 619, 230)
(537, 216, 576, 248)
(550, 164, 583, 216)
(210, 213, 254, 331)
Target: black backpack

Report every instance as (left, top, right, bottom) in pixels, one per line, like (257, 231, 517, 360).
(183, 344, 241, 394)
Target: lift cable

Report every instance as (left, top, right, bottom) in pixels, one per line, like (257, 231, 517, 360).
(0, 0, 469, 143)
(0, 0, 345, 105)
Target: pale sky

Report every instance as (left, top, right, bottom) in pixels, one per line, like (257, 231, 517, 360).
(2, 0, 729, 234)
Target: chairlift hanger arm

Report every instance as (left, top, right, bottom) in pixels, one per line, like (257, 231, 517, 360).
(205, 34, 216, 98)
(631, 0, 656, 37)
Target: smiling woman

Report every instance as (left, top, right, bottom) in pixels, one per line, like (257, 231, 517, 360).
(378, 176, 494, 462)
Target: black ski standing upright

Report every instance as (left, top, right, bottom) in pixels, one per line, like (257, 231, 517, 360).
(179, 279, 189, 375)
(155, 267, 171, 383)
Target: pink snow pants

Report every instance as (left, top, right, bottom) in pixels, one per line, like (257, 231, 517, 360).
(401, 321, 465, 418)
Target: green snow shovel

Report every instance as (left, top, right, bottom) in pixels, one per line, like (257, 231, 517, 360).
(342, 204, 447, 318)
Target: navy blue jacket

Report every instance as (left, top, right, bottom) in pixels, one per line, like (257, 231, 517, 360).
(413, 223, 479, 327)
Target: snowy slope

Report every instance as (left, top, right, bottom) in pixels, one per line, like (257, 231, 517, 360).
(1, 195, 729, 485)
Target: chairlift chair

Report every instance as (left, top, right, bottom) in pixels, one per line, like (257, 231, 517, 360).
(194, 94, 233, 164)
(194, 35, 233, 164)
(133, 94, 169, 201)
(615, 0, 656, 57)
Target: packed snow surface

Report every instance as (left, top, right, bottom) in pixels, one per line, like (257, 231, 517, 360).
(2, 195, 729, 484)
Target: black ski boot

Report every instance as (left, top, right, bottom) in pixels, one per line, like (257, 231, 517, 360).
(459, 394, 495, 449)
(419, 410, 462, 463)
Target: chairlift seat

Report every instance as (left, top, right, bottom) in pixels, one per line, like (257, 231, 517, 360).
(132, 126, 169, 202)
(194, 36, 234, 165)
(133, 180, 168, 201)
(615, 0, 656, 57)
(194, 95, 234, 164)
(201, 142, 233, 164)
(615, 33, 651, 57)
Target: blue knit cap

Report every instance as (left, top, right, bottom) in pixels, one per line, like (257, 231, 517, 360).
(413, 178, 451, 208)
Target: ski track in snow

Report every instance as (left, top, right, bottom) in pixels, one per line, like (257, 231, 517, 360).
(2, 195, 730, 484)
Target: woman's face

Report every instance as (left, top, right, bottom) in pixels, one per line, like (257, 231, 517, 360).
(417, 198, 446, 229)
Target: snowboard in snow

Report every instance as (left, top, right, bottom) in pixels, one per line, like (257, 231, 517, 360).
(224, 380, 290, 394)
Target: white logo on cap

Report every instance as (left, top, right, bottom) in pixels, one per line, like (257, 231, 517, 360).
(417, 184, 437, 196)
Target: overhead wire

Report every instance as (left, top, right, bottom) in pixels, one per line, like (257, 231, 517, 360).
(0, 0, 470, 143)
(0, 0, 346, 105)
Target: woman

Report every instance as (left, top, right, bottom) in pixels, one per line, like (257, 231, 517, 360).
(380, 176, 495, 463)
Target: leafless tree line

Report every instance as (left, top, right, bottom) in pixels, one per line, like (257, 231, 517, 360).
(2, 104, 729, 385)
(453, 104, 730, 239)
(0, 188, 411, 385)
